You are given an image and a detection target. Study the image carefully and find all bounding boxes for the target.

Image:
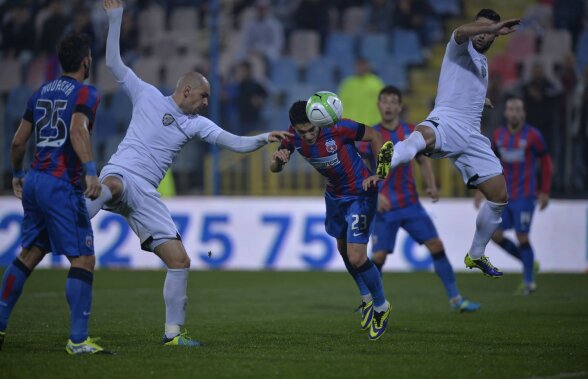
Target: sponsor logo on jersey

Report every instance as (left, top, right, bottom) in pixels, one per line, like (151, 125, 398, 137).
(325, 138, 337, 153)
(306, 154, 340, 169)
(162, 113, 175, 126)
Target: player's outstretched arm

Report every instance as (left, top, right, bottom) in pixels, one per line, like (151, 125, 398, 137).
(10, 119, 33, 199)
(104, 0, 131, 81)
(213, 130, 293, 153)
(270, 149, 291, 173)
(70, 113, 101, 200)
(454, 18, 520, 44)
(416, 154, 439, 202)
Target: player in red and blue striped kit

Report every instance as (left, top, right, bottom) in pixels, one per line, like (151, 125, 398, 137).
(0, 33, 109, 354)
(476, 96, 553, 294)
(359, 86, 480, 312)
(270, 100, 392, 340)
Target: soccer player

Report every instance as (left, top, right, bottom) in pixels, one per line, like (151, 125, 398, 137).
(359, 86, 480, 312)
(475, 96, 553, 294)
(89, 0, 292, 347)
(270, 101, 392, 341)
(372, 9, 521, 278)
(0, 33, 109, 354)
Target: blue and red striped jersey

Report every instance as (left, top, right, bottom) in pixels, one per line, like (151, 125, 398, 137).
(492, 124, 551, 200)
(358, 122, 419, 210)
(280, 119, 375, 197)
(23, 76, 100, 187)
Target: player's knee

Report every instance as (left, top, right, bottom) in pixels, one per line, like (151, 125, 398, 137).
(516, 233, 529, 245)
(18, 247, 46, 270)
(167, 253, 191, 269)
(492, 229, 504, 243)
(71, 255, 96, 271)
(426, 238, 444, 254)
(103, 175, 124, 200)
(372, 251, 387, 266)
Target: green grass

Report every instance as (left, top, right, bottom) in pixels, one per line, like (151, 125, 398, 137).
(0, 270, 587, 379)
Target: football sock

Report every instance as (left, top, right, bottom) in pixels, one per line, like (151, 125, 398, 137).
(469, 200, 507, 259)
(85, 184, 113, 219)
(374, 301, 390, 313)
(431, 250, 459, 299)
(390, 131, 426, 168)
(340, 253, 370, 297)
(163, 268, 188, 339)
(498, 237, 522, 261)
(66, 267, 93, 343)
(519, 242, 535, 285)
(356, 259, 387, 308)
(0, 259, 31, 331)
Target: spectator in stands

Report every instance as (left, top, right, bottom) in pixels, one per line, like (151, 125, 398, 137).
(119, 10, 140, 65)
(364, 0, 394, 34)
(553, 0, 584, 48)
(391, 0, 433, 49)
(292, 0, 330, 52)
(338, 58, 384, 126)
(38, 0, 69, 80)
(65, 6, 97, 57)
(237, 61, 269, 134)
(238, 0, 284, 63)
(1, 4, 35, 61)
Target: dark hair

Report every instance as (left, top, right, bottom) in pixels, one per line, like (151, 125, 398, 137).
(289, 100, 309, 125)
(379, 85, 402, 103)
(57, 33, 91, 73)
(475, 9, 500, 22)
(504, 95, 524, 106)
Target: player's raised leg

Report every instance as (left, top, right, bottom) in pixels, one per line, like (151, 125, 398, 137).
(465, 175, 508, 277)
(85, 176, 124, 218)
(154, 240, 202, 347)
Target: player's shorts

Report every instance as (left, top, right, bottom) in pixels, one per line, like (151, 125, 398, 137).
(371, 202, 438, 254)
(100, 164, 179, 251)
(420, 114, 503, 188)
(500, 198, 536, 233)
(21, 170, 94, 256)
(324, 192, 377, 244)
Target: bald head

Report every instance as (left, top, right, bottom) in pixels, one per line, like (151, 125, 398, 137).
(172, 72, 210, 115)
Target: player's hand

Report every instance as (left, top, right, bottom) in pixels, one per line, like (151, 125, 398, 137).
(538, 192, 549, 210)
(268, 131, 294, 143)
(493, 18, 520, 36)
(484, 97, 494, 109)
(103, 0, 123, 10)
(425, 187, 439, 202)
(12, 177, 24, 199)
(362, 175, 381, 191)
(85, 175, 102, 200)
(272, 149, 290, 166)
(377, 193, 391, 212)
(473, 190, 484, 209)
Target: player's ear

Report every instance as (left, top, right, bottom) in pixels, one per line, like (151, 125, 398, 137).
(183, 85, 191, 98)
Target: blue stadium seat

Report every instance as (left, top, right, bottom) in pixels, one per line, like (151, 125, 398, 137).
(427, 0, 461, 16)
(325, 33, 356, 62)
(304, 56, 337, 89)
(270, 57, 299, 92)
(372, 56, 408, 90)
(359, 33, 389, 63)
(390, 28, 424, 66)
(110, 89, 133, 131)
(577, 30, 588, 72)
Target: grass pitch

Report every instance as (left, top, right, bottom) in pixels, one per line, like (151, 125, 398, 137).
(0, 270, 587, 379)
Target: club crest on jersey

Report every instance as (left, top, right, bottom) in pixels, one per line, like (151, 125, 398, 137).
(85, 235, 93, 248)
(162, 113, 175, 126)
(325, 138, 337, 153)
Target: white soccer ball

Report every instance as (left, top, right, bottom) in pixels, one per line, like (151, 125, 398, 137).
(306, 91, 343, 128)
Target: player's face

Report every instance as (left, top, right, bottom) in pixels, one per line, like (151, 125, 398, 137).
(472, 17, 497, 53)
(186, 82, 210, 115)
(294, 122, 320, 145)
(378, 93, 402, 122)
(82, 53, 91, 80)
(504, 99, 526, 128)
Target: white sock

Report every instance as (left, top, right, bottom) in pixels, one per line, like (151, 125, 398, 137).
(469, 200, 507, 259)
(163, 268, 189, 338)
(390, 131, 426, 168)
(85, 184, 113, 219)
(374, 300, 390, 313)
(361, 294, 373, 304)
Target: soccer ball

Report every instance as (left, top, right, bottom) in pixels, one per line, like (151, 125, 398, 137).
(306, 91, 343, 127)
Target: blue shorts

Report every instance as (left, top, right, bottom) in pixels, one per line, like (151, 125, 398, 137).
(21, 170, 94, 256)
(324, 193, 377, 244)
(371, 202, 438, 254)
(500, 198, 536, 233)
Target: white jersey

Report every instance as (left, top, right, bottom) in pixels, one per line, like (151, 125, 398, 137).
(428, 32, 489, 129)
(107, 70, 223, 187)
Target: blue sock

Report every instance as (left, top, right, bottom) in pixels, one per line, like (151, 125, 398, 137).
(340, 253, 370, 297)
(498, 238, 522, 261)
(519, 242, 535, 284)
(431, 251, 459, 299)
(356, 259, 386, 307)
(0, 259, 31, 331)
(66, 267, 93, 343)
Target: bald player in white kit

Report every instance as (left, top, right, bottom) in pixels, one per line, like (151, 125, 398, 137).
(369, 9, 521, 278)
(91, 0, 292, 346)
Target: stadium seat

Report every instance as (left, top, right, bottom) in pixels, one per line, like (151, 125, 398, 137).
(137, 3, 166, 51)
(359, 33, 389, 64)
(506, 29, 537, 61)
(25, 56, 47, 89)
(372, 56, 409, 90)
(0, 58, 21, 94)
(170, 6, 199, 32)
(110, 89, 133, 131)
(164, 54, 205, 88)
(95, 59, 120, 94)
(540, 29, 572, 62)
(576, 30, 588, 72)
(304, 56, 337, 89)
(489, 54, 519, 87)
(325, 33, 356, 62)
(132, 56, 163, 85)
(289, 30, 321, 66)
(342, 6, 365, 35)
(426, 0, 461, 16)
(270, 57, 299, 92)
(390, 28, 424, 66)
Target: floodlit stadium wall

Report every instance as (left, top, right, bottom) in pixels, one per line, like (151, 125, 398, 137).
(0, 197, 586, 272)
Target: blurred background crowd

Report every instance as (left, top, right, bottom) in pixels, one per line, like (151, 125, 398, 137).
(0, 0, 587, 197)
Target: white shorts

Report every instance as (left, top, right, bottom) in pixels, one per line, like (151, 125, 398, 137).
(100, 164, 179, 251)
(420, 115, 503, 187)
